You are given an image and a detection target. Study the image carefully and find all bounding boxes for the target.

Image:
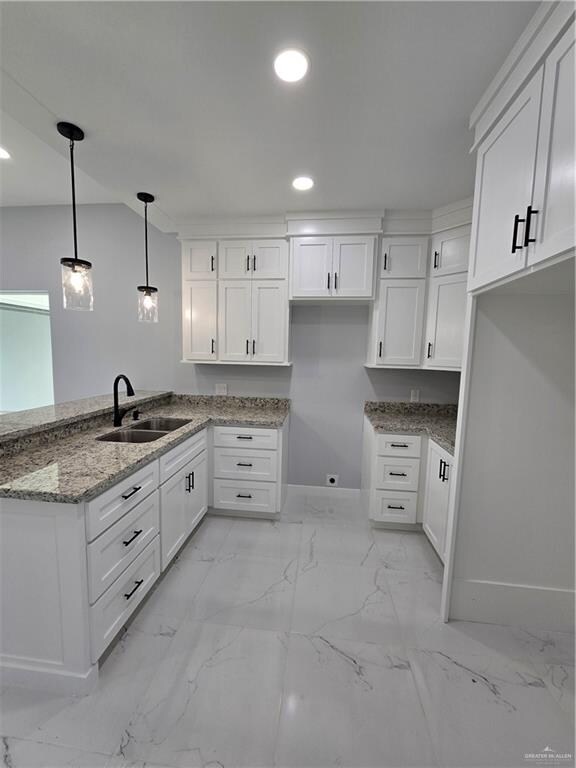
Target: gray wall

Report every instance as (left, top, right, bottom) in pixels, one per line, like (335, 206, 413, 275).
(1, 204, 460, 488)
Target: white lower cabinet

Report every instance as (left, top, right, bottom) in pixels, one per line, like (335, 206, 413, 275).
(423, 274, 467, 369)
(422, 441, 452, 562)
(213, 478, 277, 515)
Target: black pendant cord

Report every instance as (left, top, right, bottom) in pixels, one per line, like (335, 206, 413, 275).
(144, 201, 149, 288)
(69, 139, 79, 262)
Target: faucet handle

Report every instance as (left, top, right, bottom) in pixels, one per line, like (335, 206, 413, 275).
(132, 409, 141, 421)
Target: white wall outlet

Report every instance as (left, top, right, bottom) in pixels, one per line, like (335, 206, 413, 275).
(410, 388, 420, 403)
(326, 474, 339, 487)
(215, 383, 228, 395)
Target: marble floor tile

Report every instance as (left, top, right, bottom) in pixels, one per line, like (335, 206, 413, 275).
(116, 621, 287, 768)
(175, 516, 234, 563)
(218, 519, 302, 561)
(141, 556, 213, 620)
(409, 647, 575, 768)
(0, 737, 111, 768)
(299, 522, 379, 569)
(291, 561, 404, 645)
(532, 662, 575, 720)
(274, 633, 438, 768)
(188, 555, 298, 631)
(280, 488, 366, 527)
(372, 529, 443, 574)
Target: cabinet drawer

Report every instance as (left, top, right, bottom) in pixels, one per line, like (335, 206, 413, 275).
(213, 478, 276, 514)
(159, 430, 206, 484)
(375, 457, 420, 491)
(370, 491, 417, 524)
(86, 462, 159, 543)
(90, 536, 160, 662)
(213, 447, 278, 482)
(87, 490, 160, 604)
(376, 434, 421, 458)
(212, 426, 278, 451)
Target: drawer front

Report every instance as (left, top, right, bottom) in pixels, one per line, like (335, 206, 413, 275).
(370, 491, 417, 524)
(86, 462, 160, 543)
(375, 457, 420, 491)
(159, 430, 207, 484)
(90, 536, 160, 662)
(213, 478, 276, 514)
(87, 490, 160, 604)
(376, 433, 421, 458)
(213, 447, 278, 482)
(212, 426, 278, 451)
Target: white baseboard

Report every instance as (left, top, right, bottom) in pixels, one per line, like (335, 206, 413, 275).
(449, 578, 575, 633)
(0, 660, 98, 695)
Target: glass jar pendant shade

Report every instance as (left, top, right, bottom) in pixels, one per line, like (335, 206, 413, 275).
(136, 192, 159, 323)
(57, 122, 93, 311)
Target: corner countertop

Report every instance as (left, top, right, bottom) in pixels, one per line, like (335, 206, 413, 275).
(364, 401, 458, 455)
(0, 395, 290, 504)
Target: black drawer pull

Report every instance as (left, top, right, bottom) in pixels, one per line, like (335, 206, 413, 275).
(124, 579, 144, 600)
(511, 213, 525, 253)
(236, 435, 253, 440)
(389, 472, 407, 477)
(236, 493, 252, 499)
(387, 504, 405, 510)
(390, 443, 409, 448)
(237, 462, 253, 467)
(122, 529, 143, 547)
(121, 486, 142, 500)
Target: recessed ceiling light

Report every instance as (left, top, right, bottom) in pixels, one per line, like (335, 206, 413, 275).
(292, 176, 314, 191)
(0, 146, 11, 159)
(274, 49, 309, 82)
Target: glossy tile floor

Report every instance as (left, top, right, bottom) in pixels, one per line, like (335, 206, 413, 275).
(1, 488, 574, 768)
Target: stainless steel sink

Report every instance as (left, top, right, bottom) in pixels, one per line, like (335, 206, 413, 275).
(131, 417, 191, 432)
(96, 429, 168, 443)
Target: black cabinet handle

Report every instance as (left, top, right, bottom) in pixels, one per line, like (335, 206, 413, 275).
(246, 254, 250, 271)
(441, 462, 449, 483)
(390, 443, 409, 448)
(121, 486, 142, 500)
(378, 341, 383, 358)
(236, 493, 252, 499)
(252, 339, 256, 355)
(327, 273, 331, 290)
(433, 251, 439, 269)
(383, 252, 388, 271)
(237, 462, 253, 467)
(236, 435, 253, 440)
(211, 338, 215, 354)
(122, 529, 143, 547)
(389, 471, 407, 477)
(387, 504, 405, 510)
(210, 254, 215, 272)
(253, 255, 256, 271)
(190, 471, 195, 490)
(334, 272, 338, 290)
(246, 339, 249, 354)
(523, 206, 539, 247)
(511, 213, 525, 253)
(124, 579, 144, 600)
(427, 342, 433, 359)
(185, 474, 191, 493)
(439, 459, 444, 480)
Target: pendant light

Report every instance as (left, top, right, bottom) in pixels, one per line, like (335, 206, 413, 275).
(57, 122, 93, 311)
(136, 192, 159, 323)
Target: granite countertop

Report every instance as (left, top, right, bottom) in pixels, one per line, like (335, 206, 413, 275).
(364, 401, 458, 454)
(0, 395, 290, 504)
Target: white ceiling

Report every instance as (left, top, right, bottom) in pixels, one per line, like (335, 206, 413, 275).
(0, 1, 538, 231)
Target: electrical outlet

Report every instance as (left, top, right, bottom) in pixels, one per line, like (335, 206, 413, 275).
(410, 388, 420, 403)
(326, 474, 339, 487)
(215, 383, 228, 395)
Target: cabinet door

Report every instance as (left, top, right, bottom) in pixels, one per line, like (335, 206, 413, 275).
(290, 237, 333, 298)
(423, 274, 467, 369)
(218, 280, 252, 361)
(251, 280, 288, 363)
(468, 68, 543, 291)
(181, 240, 217, 280)
(182, 281, 217, 361)
(160, 466, 189, 570)
(218, 240, 252, 279)
(375, 279, 425, 366)
(332, 236, 375, 297)
(422, 443, 451, 562)
(430, 226, 470, 276)
(530, 25, 575, 266)
(187, 451, 208, 533)
(381, 237, 428, 278)
(252, 239, 288, 279)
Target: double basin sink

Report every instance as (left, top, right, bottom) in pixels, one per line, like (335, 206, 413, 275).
(97, 417, 191, 444)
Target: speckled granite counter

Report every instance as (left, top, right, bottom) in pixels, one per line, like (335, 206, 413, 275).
(365, 401, 458, 454)
(0, 395, 290, 504)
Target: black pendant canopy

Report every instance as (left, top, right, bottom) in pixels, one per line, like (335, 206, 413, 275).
(58, 121, 91, 271)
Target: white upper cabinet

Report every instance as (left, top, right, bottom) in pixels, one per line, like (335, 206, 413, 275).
(182, 281, 217, 361)
(468, 68, 543, 291)
(380, 237, 429, 278)
(181, 240, 217, 280)
(332, 236, 375, 297)
(219, 239, 288, 279)
(430, 226, 470, 276)
(530, 24, 575, 267)
(251, 281, 288, 363)
(372, 279, 425, 367)
(290, 235, 375, 298)
(423, 274, 467, 369)
(218, 280, 252, 361)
